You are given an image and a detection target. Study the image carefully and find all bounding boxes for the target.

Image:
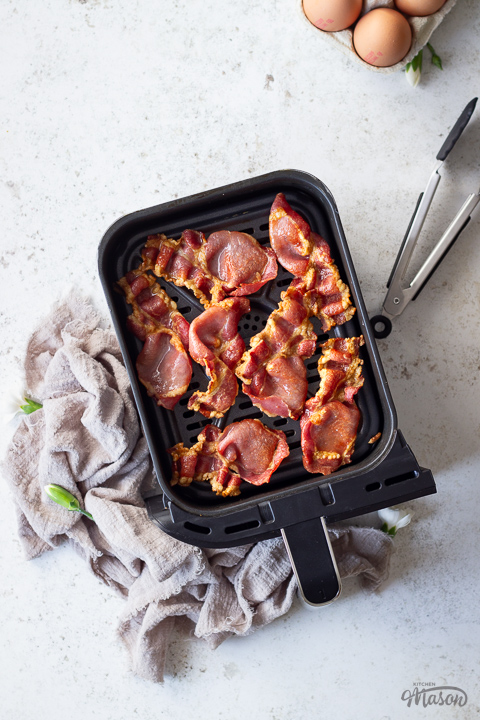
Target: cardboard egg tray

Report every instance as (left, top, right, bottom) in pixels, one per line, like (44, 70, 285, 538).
(299, 0, 458, 73)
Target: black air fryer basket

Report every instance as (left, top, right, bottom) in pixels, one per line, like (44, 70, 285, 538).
(98, 170, 436, 605)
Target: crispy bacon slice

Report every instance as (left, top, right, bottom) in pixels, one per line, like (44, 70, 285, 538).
(169, 425, 242, 497)
(217, 419, 290, 486)
(300, 336, 364, 475)
(141, 229, 277, 306)
(188, 297, 249, 418)
(269, 193, 355, 331)
(119, 271, 192, 410)
(235, 286, 317, 419)
(169, 419, 290, 496)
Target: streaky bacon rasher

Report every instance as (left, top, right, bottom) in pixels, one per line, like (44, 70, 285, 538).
(187, 297, 249, 418)
(235, 286, 317, 419)
(269, 193, 355, 332)
(169, 419, 290, 497)
(141, 229, 277, 307)
(300, 336, 364, 475)
(118, 270, 192, 410)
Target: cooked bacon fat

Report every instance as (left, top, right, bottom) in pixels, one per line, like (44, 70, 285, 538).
(169, 419, 290, 496)
(119, 271, 192, 410)
(187, 297, 249, 418)
(141, 229, 277, 306)
(300, 337, 364, 475)
(269, 193, 355, 331)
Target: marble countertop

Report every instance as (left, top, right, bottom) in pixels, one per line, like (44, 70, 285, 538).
(1, 1, 480, 718)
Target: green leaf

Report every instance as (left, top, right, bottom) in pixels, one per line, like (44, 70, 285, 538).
(427, 42, 443, 70)
(44, 484, 94, 521)
(20, 398, 43, 414)
(411, 49, 423, 73)
(388, 527, 397, 536)
(380, 522, 389, 533)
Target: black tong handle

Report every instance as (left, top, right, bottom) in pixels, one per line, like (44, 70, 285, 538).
(437, 97, 477, 161)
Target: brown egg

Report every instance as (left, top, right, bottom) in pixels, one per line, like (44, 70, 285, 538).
(353, 8, 412, 67)
(395, 0, 446, 16)
(303, 0, 362, 32)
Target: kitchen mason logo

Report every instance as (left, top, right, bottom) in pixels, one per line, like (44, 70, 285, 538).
(401, 682, 468, 708)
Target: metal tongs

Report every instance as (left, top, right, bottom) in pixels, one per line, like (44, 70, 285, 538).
(371, 97, 479, 339)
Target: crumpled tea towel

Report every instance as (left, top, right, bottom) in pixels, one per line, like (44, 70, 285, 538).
(2, 293, 393, 683)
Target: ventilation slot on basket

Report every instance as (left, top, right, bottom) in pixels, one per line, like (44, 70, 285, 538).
(319, 484, 335, 506)
(188, 418, 211, 443)
(258, 502, 275, 524)
(277, 277, 291, 288)
(242, 410, 263, 420)
(289, 440, 301, 450)
(365, 481, 382, 492)
(184, 521, 211, 535)
(385, 470, 419, 486)
(225, 519, 261, 535)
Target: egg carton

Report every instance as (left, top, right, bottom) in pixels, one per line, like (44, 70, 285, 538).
(299, 0, 458, 73)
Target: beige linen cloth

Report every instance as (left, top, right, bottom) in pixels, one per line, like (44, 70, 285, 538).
(2, 294, 393, 683)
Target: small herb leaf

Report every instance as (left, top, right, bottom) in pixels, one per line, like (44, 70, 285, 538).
(20, 398, 43, 414)
(412, 49, 423, 73)
(427, 42, 443, 70)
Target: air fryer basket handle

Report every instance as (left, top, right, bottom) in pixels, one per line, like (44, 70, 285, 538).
(281, 517, 341, 607)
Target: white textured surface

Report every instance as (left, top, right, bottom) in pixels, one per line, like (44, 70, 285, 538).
(1, 0, 480, 718)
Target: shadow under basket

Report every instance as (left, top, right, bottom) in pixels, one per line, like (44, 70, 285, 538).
(98, 169, 436, 606)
